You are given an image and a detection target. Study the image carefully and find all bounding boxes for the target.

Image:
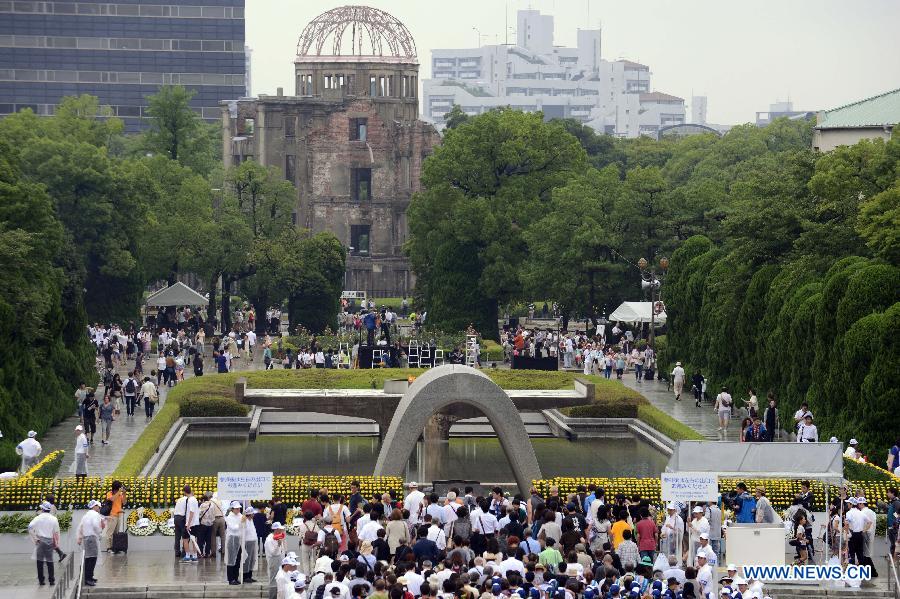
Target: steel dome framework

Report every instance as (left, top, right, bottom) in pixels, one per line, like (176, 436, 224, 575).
(297, 5, 417, 60)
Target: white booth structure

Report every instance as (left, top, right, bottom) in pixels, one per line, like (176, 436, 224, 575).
(609, 301, 667, 324)
(665, 441, 845, 567)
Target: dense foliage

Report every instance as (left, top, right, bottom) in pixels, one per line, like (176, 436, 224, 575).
(664, 133, 900, 458)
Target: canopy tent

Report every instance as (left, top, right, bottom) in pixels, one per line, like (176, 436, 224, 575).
(666, 440, 844, 482)
(145, 282, 208, 307)
(609, 301, 667, 324)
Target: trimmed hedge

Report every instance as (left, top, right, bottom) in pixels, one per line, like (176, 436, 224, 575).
(637, 404, 705, 442)
(180, 396, 249, 418)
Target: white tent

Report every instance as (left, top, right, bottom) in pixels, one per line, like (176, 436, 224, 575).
(145, 282, 208, 307)
(609, 301, 667, 324)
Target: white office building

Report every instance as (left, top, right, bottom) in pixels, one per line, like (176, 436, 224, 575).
(423, 9, 685, 137)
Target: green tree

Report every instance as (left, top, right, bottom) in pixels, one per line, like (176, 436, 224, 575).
(443, 104, 469, 130)
(142, 85, 220, 176)
(406, 108, 586, 338)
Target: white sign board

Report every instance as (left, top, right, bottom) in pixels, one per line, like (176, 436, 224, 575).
(661, 472, 719, 503)
(217, 472, 273, 502)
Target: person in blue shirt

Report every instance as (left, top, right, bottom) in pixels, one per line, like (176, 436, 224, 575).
(743, 417, 767, 442)
(363, 310, 377, 346)
(214, 351, 228, 373)
(732, 483, 756, 524)
(412, 525, 439, 564)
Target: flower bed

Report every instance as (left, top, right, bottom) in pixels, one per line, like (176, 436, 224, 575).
(533, 476, 900, 511)
(0, 475, 404, 510)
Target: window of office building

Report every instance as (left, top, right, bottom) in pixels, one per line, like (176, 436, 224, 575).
(351, 168, 371, 202)
(284, 115, 295, 138)
(350, 225, 370, 256)
(349, 117, 367, 141)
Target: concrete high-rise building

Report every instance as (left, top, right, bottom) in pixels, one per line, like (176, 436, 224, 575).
(691, 95, 708, 125)
(755, 100, 814, 126)
(0, 0, 246, 131)
(222, 6, 438, 297)
(244, 45, 252, 97)
(423, 9, 685, 138)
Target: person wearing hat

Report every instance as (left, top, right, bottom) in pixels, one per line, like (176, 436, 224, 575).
(275, 556, 297, 599)
(404, 481, 425, 525)
(732, 576, 749, 599)
(77, 499, 105, 586)
(660, 503, 684, 567)
(242, 506, 260, 583)
(16, 430, 42, 473)
(265, 522, 287, 599)
(688, 506, 709, 565)
(695, 533, 717, 567)
(225, 501, 247, 585)
(796, 414, 818, 443)
(858, 497, 878, 577)
(696, 552, 716, 598)
(74, 424, 90, 478)
(844, 439, 860, 460)
(670, 362, 685, 401)
(290, 571, 307, 599)
(28, 502, 61, 586)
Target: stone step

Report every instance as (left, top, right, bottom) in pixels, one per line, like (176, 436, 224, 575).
(83, 583, 267, 598)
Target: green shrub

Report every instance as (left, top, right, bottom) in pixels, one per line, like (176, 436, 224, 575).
(0, 511, 72, 533)
(30, 450, 64, 479)
(180, 396, 249, 418)
(568, 401, 640, 418)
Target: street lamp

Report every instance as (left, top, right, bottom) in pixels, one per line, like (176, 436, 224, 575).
(639, 256, 669, 355)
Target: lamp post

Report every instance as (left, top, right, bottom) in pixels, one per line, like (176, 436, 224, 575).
(638, 256, 669, 351)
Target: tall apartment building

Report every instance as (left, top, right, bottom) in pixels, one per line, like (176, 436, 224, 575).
(0, 0, 246, 131)
(423, 9, 685, 138)
(222, 6, 438, 297)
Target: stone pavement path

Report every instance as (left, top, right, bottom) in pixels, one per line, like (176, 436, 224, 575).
(619, 374, 732, 440)
(37, 351, 266, 478)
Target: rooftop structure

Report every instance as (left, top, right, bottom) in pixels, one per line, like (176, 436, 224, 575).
(813, 87, 900, 152)
(422, 9, 685, 137)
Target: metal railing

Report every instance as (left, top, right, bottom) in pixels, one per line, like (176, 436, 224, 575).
(51, 549, 83, 599)
(889, 549, 900, 599)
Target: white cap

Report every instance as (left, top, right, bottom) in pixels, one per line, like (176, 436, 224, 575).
(229, 500, 242, 509)
(75, 425, 83, 431)
(271, 522, 284, 530)
(281, 557, 298, 566)
(856, 496, 867, 504)
(338, 554, 350, 562)
(666, 502, 677, 510)
(693, 506, 704, 513)
(243, 507, 255, 515)
(286, 551, 298, 559)
(727, 564, 738, 571)
(699, 532, 709, 540)
(27, 431, 37, 438)
(849, 438, 858, 445)
(846, 497, 858, 505)
(87, 500, 101, 509)
(40, 501, 52, 512)
(294, 574, 307, 589)
(720, 590, 732, 597)
(733, 576, 747, 586)
(697, 554, 708, 561)
(408, 481, 418, 488)
(829, 437, 839, 443)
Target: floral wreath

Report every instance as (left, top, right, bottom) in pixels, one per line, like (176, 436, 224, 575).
(158, 509, 175, 535)
(127, 507, 158, 536)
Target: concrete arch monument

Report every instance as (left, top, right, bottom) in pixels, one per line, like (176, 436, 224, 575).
(373, 365, 542, 494)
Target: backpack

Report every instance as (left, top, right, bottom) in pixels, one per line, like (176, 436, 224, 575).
(103, 370, 114, 388)
(99, 499, 113, 517)
(302, 522, 319, 546)
(125, 379, 136, 394)
(328, 506, 344, 533)
(321, 528, 340, 556)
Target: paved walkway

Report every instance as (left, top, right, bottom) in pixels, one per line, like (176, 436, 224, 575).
(619, 375, 733, 440)
(37, 353, 266, 478)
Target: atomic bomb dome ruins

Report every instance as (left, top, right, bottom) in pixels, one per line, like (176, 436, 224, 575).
(222, 5, 438, 296)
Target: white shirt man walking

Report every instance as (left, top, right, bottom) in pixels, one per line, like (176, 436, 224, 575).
(16, 430, 42, 473)
(671, 362, 685, 401)
(28, 502, 61, 586)
(404, 482, 425, 525)
(78, 499, 105, 586)
(74, 425, 89, 478)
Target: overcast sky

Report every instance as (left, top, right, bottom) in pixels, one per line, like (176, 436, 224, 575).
(246, 0, 900, 125)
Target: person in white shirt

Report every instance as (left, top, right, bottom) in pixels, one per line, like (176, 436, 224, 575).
(16, 430, 42, 473)
(78, 499, 105, 586)
(425, 517, 447, 550)
(275, 557, 298, 599)
(242, 507, 259, 583)
(140, 377, 158, 419)
(358, 513, 384, 543)
(28, 502, 61, 586)
(404, 482, 425, 525)
(695, 534, 717, 567)
(689, 506, 710, 565)
(324, 578, 350, 599)
(74, 425, 89, 478)
(671, 362, 686, 400)
(174, 485, 200, 561)
(715, 386, 733, 431)
(696, 554, 716, 598)
(290, 572, 308, 599)
(499, 553, 526, 577)
(247, 330, 257, 361)
(225, 501, 247, 585)
(662, 554, 686, 585)
(660, 503, 685, 567)
(425, 494, 444, 524)
(858, 497, 878, 576)
(844, 439, 860, 460)
(793, 403, 813, 431)
(797, 415, 818, 442)
(264, 522, 287, 599)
